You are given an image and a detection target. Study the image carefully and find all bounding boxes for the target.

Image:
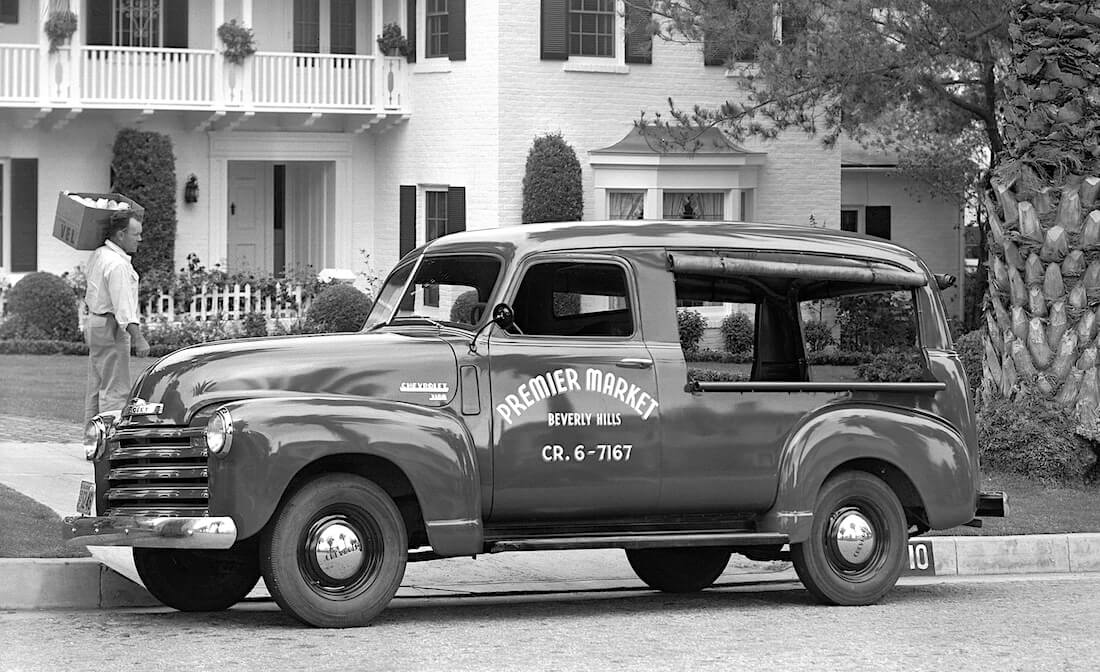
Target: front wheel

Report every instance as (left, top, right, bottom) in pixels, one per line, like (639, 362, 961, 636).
(625, 547, 731, 593)
(791, 471, 907, 606)
(134, 538, 260, 612)
(261, 474, 408, 628)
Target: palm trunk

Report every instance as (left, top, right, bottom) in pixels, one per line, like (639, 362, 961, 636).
(982, 2, 1100, 434)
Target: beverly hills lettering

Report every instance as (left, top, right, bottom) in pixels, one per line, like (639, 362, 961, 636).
(494, 367, 659, 426)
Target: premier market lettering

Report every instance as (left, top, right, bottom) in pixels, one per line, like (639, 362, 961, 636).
(495, 367, 659, 425)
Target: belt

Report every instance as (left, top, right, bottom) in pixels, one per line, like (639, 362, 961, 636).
(91, 312, 115, 318)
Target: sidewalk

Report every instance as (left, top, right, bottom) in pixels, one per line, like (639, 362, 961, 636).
(2, 436, 1100, 610)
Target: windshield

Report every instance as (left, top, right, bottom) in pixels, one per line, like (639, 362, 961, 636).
(363, 254, 503, 331)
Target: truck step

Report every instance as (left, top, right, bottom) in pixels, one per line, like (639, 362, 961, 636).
(486, 531, 788, 553)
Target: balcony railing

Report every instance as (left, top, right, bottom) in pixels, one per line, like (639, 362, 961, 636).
(0, 43, 408, 114)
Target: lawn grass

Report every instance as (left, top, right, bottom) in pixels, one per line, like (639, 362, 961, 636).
(0, 353, 1098, 559)
(0, 483, 90, 558)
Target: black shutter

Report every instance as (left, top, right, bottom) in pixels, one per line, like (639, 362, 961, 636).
(0, 0, 18, 24)
(400, 185, 417, 255)
(406, 0, 417, 63)
(540, 0, 568, 61)
(865, 206, 892, 240)
(163, 0, 189, 48)
(624, 3, 651, 65)
(446, 186, 466, 235)
(86, 0, 112, 46)
(448, 0, 466, 61)
(11, 159, 37, 273)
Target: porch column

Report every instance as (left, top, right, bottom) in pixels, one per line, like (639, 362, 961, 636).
(209, 157, 229, 267)
(373, 0, 385, 108)
(37, 2, 49, 105)
(213, 0, 225, 106)
(68, 1, 82, 104)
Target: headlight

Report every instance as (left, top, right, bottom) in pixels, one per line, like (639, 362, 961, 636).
(82, 412, 119, 461)
(205, 408, 234, 456)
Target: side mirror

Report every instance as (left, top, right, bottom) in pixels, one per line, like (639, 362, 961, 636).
(934, 273, 957, 290)
(491, 303, 515, 330)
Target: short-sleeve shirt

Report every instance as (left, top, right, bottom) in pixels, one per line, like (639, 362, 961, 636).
(84, 240, 140, 327)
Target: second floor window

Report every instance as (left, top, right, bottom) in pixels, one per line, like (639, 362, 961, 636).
(115, 0, 161, 47)
(569, 0, 614, 57)
(426, 0, 449, 58)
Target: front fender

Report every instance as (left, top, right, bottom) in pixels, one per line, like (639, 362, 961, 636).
(208, 396, 482, 556)
(759, 405, 976, 543)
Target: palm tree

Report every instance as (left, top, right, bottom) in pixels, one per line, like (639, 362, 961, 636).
(981, 1, 1100, 434)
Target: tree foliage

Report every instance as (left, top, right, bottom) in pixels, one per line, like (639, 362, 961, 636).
(111, 129, 178, 281)
(521, 133, 584, 224)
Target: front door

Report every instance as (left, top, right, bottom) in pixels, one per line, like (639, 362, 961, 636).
(488, 255, 662, 522)
(226, 162, 271, 273)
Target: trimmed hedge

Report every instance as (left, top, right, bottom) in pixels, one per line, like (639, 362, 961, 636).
(3, 272, 80, 341)
(306, 283, 373, 333)
(677, 309, 706, 352)
(111, 128, 177, 282)
(855, 347, 929, 382)
(979, 398, 1098, 484)
(521, 132, 583, 224)
(720, 312, 753, 354)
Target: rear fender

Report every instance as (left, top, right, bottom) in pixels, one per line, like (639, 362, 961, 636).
(759, 405, 976, 543)
(208, 396, 482, 556)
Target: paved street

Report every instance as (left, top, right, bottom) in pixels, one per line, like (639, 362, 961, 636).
(3, 574, 1097, 672)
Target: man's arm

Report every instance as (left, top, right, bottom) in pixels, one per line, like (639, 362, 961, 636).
(105, 264, 149, 357)
(125, 322, 150, 357)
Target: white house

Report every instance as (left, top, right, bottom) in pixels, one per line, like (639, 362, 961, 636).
(0, 1, 958, 316)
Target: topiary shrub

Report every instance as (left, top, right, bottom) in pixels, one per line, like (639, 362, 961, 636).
(954, 328, 983, 401)
(802, 319, 834, 352)
(979, 398, 1098, 483)
(306, 283, 373, 333)
(450, 290, 480, 323)
(3, 272, 80, 341)
(677, 309, 706, 353)
(720, 312, 754, 354)
(521, 132, 583, 224)
(112, 128, 177, 283)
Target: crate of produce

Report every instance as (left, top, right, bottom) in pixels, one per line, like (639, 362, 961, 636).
(52, 191, 145, 251)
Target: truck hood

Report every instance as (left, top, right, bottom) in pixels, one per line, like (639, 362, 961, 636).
(129, 331, 460, 425)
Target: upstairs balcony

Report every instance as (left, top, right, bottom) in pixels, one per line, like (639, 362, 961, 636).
(0, 42, 410, 132)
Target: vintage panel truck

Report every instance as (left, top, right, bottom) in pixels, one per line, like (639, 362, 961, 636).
(65, 220, 1006, 627)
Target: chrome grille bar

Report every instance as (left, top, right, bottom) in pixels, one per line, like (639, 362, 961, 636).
(105, 428, 210, 517)
(107, 485, 209, 501)
(108, 465, 209, 481)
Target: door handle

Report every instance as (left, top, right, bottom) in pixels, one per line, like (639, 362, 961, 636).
(617, 358, 653, 369)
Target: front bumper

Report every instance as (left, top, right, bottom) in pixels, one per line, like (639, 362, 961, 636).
(62, 515, 238, 549)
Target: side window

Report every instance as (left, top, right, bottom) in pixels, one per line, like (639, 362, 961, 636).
(513, 261, 634, 337)
(801, 289, 920, 382)
(674, 272, 756, 383)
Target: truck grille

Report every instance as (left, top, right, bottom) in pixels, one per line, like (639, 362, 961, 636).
(105, 428, 209, 517)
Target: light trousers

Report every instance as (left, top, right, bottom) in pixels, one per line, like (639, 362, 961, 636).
(84, 313, 131, 423)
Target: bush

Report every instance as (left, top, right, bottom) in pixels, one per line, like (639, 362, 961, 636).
(677, 309, 706, 353)
(450, 290, 480, 323)
(112, 128, 177, 282)
(521, 133, 583, 224)
(836, 293, 915, 353)
(687, 368, 748, 383)
(720, 312, 754, 354)
(0, 339, 88, 355)
(955, 329, 983, 400)
(3, 272, 80, 341)
(240, 312, 268, 338)
(855, 347, 928, 382)
(145, 316, 235, 350)
(306, 283, 373, 333)
(802, 319, 834, 352)
(979, 398, 1098, 483)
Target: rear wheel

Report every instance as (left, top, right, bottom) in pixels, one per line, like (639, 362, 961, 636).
(134, 538, 260, 612)
(625, 547, 731, 593)
(791, 471, 907, 606)
(261, 474, 407, 628)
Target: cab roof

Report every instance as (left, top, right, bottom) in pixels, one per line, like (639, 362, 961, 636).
(419, 220, 927, 272)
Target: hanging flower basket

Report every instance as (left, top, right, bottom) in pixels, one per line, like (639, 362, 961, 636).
(217, 19, 257, 65)
(376, 22, 408, 57)
(44, 10, 78, 54)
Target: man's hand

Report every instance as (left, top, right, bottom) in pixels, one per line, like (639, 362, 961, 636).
(133, 334, 150, 357)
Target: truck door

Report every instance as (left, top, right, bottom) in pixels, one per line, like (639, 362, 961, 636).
(488, 255, 662, 521)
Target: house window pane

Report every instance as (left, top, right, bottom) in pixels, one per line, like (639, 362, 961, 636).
(294, 0, 320, 53)
(866, 206, 891, 239)
(115, 0, 161, 47)
(330, 0, 356, 54)
(841, 209, 858, 232)
(663, 192, 724, 221)
(569, 0, 614, 57)
(609, 191, 644, 219)
(427, 0, 449, 58)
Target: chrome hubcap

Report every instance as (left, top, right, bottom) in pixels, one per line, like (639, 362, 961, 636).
(831, 509, 875, 567)
(312, 521, 365, 581)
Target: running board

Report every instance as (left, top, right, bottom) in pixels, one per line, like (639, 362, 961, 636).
(487, 532, 788, 553)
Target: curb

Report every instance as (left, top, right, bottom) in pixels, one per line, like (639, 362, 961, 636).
(3, 533, 1100, 610)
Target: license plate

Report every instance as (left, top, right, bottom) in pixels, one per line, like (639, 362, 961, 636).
(76, 480, 95, 516)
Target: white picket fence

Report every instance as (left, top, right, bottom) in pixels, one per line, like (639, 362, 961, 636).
(143, 282, 313, 322)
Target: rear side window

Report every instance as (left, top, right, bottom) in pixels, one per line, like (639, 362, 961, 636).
(513, 261, 634, 337)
